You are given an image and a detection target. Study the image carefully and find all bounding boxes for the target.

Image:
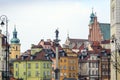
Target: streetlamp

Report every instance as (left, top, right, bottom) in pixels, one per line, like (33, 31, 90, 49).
(107, 53, 111, 80)
(54, 29, 60, 80)
(0, 15, 9, 80)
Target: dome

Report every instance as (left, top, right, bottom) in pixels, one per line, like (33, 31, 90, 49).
(90, 12, 95, 18)
(11, 38, 20, 44)
(10, 27, 20, 44)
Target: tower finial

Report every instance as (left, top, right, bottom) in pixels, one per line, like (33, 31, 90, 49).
(67, 30, 69, 39)
(92, 7, 94, 13)
(14, 25, 16, 31)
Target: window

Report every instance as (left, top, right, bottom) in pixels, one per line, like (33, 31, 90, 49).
(47, 71, 50, 75)
(44, 71, 47, 76)
(16, 71, 18, 76)
(69, 73, 71, 77)
(35, 71, 39, 76)
(96, 70, 98, 75)
(28, 71, 31, 76)
(36, 63, 39, 68)
(73, 73, 75, 77)
(64, 66, 66, 69)
(43, 63, 46, 68)
(72, 66, 74, 70)
(96, 63, 98, 68)
(92, 70, 94, 75)
(92, 63, 95, 68)
(16, 64, 18, 68)
(89, 70, 91, 75)
(60, 59, 62, 62)
(47, 63, 50, 68)
(28, 63, 31, 69)
(102, 65, 105, 68)
(16, 55, 18, 58)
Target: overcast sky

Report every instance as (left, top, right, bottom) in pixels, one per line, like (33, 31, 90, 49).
(0, 0, 110, 52)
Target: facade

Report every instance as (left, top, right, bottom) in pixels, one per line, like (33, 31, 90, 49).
(10, 27, 20, 59)
(88, 53, 99, 80)
(78, 49, 89, 80)
(0, 30, 7, 80)
(60, 48, 78, 80)
(13, 49, 52, 80)
(110, 0, 120, 80)
(88, 11, 110, 42)
(100, 49, 111, 80)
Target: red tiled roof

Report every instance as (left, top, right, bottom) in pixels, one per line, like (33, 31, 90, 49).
(69, 38, 88, 43)
(18, 49, 51, 61)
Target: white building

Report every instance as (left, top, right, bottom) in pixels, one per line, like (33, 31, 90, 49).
(110, 0, 120, 80)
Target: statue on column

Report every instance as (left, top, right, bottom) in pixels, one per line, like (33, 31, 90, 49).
(55, 29, 59, 39)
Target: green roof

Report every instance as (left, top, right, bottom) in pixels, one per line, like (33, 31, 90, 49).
(11, 27, 20, 44)
(99, 23, 110, 40)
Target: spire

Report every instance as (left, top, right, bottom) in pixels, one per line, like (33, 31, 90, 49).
(90, 7, 95, 18)
(67, 30, 69, 39)
(10, 26, 20, 44)
(89, 8, 95, 24)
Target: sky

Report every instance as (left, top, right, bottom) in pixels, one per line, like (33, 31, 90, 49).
(0, 0, 110, 52)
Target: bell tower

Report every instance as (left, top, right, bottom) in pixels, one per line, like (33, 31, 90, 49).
(10, 27, 20, 59)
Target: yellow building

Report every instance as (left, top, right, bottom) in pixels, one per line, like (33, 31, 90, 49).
(10, 27, 20, 59)
(60, 48, 78, 80)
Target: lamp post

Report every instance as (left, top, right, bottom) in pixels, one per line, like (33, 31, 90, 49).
(107, 53, 110, 80)
(54, 29, 60, 80)
(0, 15, 9, 80)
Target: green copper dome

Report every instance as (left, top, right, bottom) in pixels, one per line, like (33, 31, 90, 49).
(90, 12, 95, 18)
(11, 27, 20, 44)
(89, 11, 95, 25)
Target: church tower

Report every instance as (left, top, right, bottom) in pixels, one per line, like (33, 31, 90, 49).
(88, 10, 110, 42)
(10, 27, 20, 59)
(110, 0, 120, 80)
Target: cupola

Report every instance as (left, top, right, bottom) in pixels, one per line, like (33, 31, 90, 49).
(89, 9, 95, 24)
(11, 27, 20, 44)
